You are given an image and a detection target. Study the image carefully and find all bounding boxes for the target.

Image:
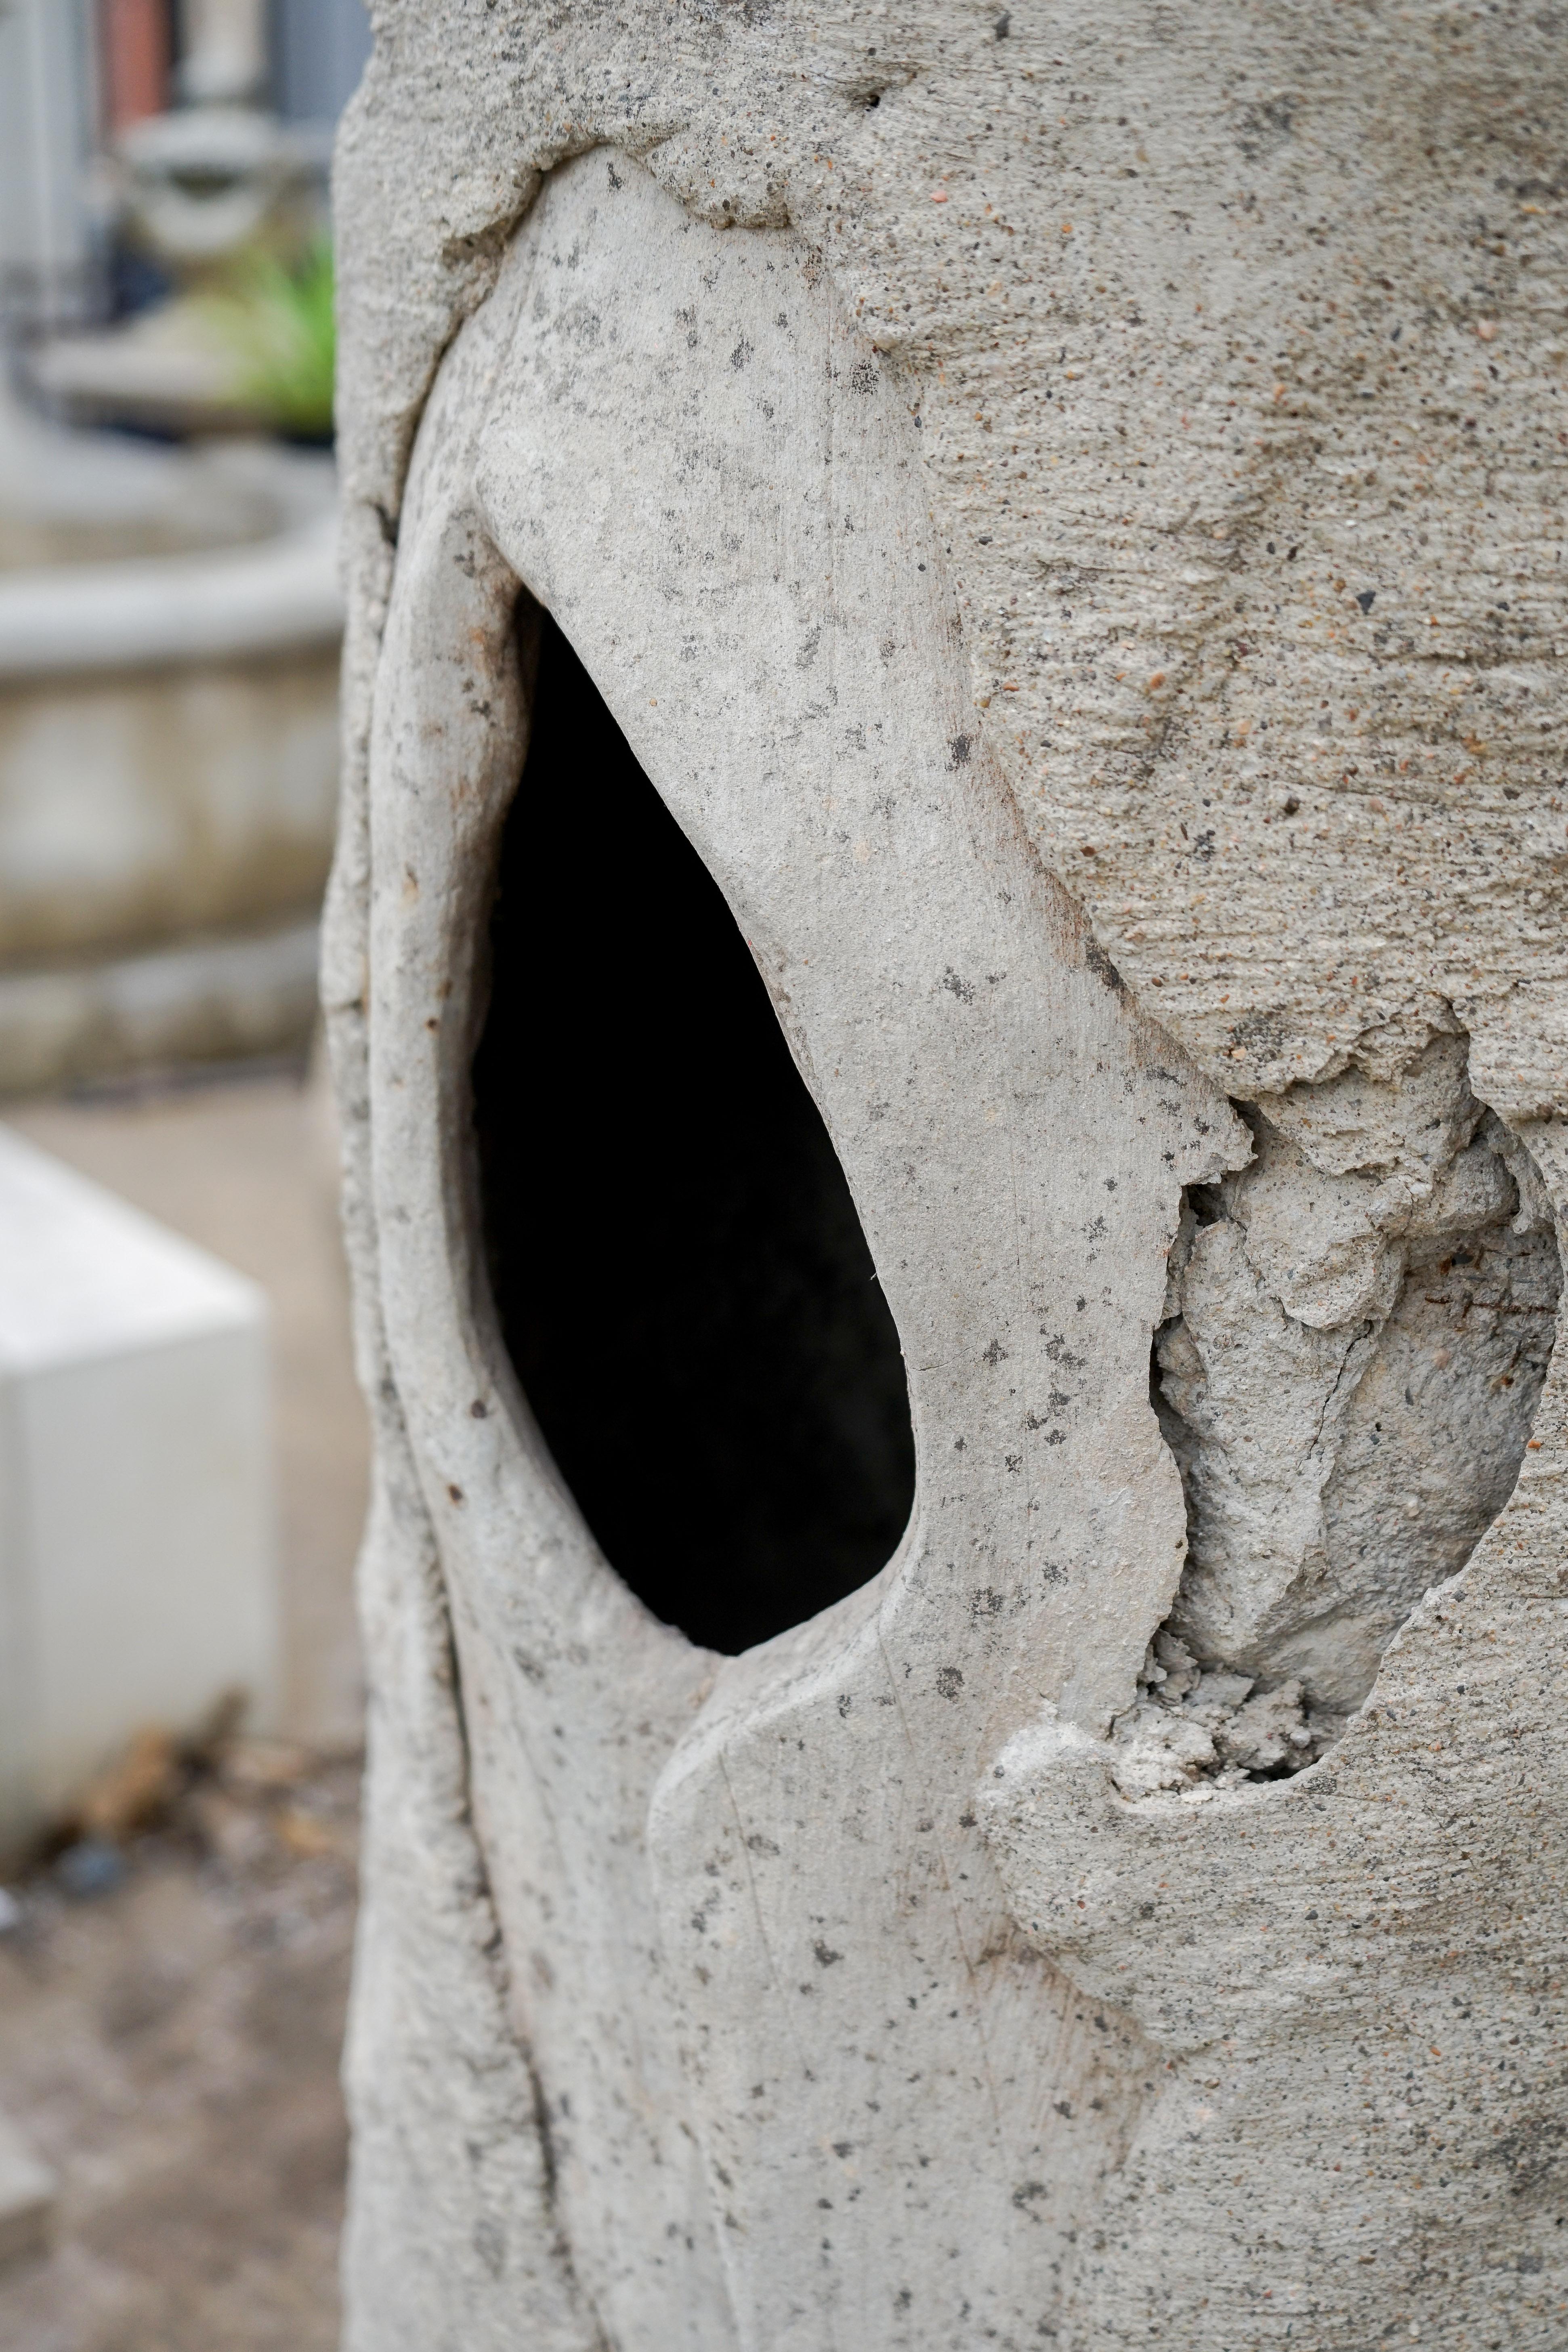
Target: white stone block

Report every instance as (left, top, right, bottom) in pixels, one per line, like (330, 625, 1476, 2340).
(0, 1125, 277, 1856)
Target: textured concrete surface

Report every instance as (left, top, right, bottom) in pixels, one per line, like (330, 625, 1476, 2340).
(326, 8, 1568, 2346)
(332, 0, 1568, 1117)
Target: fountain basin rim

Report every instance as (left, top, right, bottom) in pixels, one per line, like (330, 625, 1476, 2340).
(0, 512, 342, 682)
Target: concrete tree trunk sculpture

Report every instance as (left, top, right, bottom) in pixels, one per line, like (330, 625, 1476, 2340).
(327, 7, 1568, 2346)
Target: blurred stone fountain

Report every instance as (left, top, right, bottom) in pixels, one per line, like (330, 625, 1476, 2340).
(30, 0, 331, 436)
(0, 385, 340, 1094)
(0, 0, 345, 1095)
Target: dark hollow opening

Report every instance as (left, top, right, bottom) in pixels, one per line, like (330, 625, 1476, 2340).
(472, 612, 917, 1656)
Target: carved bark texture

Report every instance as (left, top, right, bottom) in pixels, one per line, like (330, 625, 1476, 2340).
(329, 9, 1568, 2346)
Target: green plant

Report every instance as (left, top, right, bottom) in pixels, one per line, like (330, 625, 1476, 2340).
(201, 237, 336, 439)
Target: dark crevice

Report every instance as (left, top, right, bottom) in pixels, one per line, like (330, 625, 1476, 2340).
(472, 611, 916, 1657)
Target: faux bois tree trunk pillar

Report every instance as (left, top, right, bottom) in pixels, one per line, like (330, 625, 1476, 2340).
(326, 6, 1568, 2345)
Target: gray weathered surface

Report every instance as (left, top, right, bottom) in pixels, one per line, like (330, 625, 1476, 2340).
(330, 10, 1568, 2345)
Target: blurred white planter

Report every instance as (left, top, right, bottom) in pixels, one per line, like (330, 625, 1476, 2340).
(0, 401, 341, 1094)
(0, 1126, 278, 1864)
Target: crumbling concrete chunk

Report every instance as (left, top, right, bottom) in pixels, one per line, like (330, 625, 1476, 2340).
(1154, 1052, 1560, 1721)
(1257, 1031, 1476, 1182)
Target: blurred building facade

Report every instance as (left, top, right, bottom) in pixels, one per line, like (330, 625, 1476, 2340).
(0, 2, 102, 335)
(0, 0, 370, 340)
(269, 0, 373, 131)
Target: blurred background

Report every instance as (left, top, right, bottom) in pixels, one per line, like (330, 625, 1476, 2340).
(0, 6, 372, 2346)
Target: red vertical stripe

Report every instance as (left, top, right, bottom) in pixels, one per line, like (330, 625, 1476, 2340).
(99, 0, 170, 134)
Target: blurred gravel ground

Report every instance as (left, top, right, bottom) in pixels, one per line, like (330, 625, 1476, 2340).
(0, 1061, 369, 2349)
(0, 1755, 358, 2352)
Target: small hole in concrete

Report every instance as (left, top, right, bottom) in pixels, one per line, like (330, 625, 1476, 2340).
(473, 612, 916, 1655)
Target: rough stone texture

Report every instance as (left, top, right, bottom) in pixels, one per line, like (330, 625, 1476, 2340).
(328, 8, 1568, 2345)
